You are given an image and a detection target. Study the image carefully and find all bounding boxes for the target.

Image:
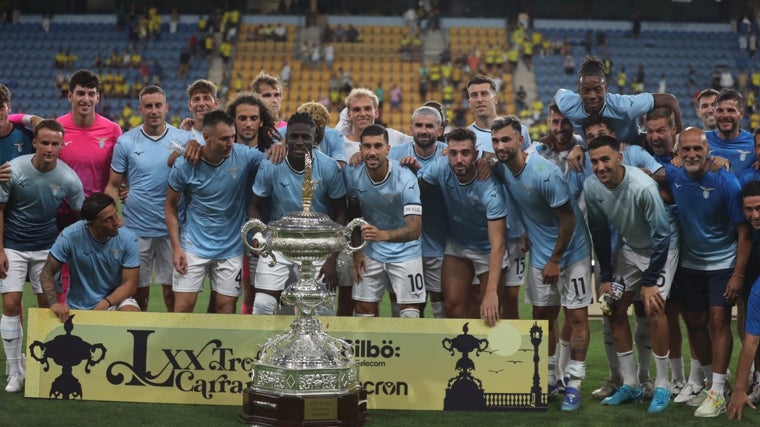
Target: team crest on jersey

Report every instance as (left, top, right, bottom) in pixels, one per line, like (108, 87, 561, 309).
(227, 166, 240, 180)
(739, 150, 751, 161)
(110, 248, 122, 260)
(97, 137, 108, 149)
(14, 143, 24, 153)
(48, 184, 63, 198)
(522, 185, 532, 194)
(699, 186, 714, 199)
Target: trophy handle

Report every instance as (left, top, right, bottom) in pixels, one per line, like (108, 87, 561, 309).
(343, 218, 368, 252)
(29, 341, 50, 372)
(241, 219, 272, 259)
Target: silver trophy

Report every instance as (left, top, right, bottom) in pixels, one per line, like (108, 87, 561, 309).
(238, 150, 369, 426)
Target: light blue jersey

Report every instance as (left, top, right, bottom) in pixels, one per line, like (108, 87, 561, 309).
(623, 144, 662, 175)
(50, 221, 139, 310)
(279, 125, 346, 163)
(554, 89, 653, 143)
(253, 149, 346, 220)
(666, 166, 746, 270)
(168, 144, 264, 259)
(389, 141, 448, 257)
(345, 159, 422, 263)
(706, 129, 756, 177)
(584, 166, 673, 285)
(494, 153, 590, 268)
(111, 125, 192, 237)
(0, 155, 84, 251)
(471, 125, 524, 239)
(421, 157, 506, 252)
(0, 123, 33, 164)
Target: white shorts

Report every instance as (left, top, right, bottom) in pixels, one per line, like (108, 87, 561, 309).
(445, 241, 509, 277)
(107, 297, 141, 311)
(138, 237, 173, 288)
(504, 237, 527, 287)
(422, 256, 443, 293)
(524, 256, 593, 309)
(254, 250, 323, 291)
(617, 246, 679, 301)
(352, 256, 427, 304)
(172, 252, 243, 297)
(0, 249, 47, 294)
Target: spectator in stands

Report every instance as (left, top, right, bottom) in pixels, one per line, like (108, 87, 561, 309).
(280, 62, 292, 86)
(324, 42, 334, 69)
(310, 43, 321, 70)
(346, 25, 359, 43)
(334, 24, 345, 43)
(54, 48, 66, 69)
(389, 84, 402, 111)
(220, 39, 232, 66)
(516, 85, 527, 111)
(375, 83, 385, 110)
(273, 23, 287, 42)
(150, 59, 163, 84)
(563, 54, 575, 75)
(169, 8, 179, 34)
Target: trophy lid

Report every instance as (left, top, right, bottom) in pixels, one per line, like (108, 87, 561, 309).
(268, 210, 343, 232)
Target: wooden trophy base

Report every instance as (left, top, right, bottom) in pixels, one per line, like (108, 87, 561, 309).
(239, 388, 369, 426)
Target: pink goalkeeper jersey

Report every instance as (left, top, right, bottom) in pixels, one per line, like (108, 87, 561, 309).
(56, 112, 122, 227)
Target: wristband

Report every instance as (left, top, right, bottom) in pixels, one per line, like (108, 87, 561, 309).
(104, 296, 113, 307)
(22, 114, 33, 127)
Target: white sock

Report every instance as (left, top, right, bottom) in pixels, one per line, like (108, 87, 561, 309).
(0, 315, 23, 375)
(252, 293, 278, 315)
(617, 350, 638, 387)
(602, 317, 621, 382)
(654, 352, 670, 390)
(353, 312, 375, 317)
(711, 373, 726, 396)
(399, 308, 420, 318)
(688, 358, 704, 385)
(669, 356, 685, 383)
(565, 360, 586, 390)
(558, 339, 570, 378)
(635, 315, 651, 383)
(430, 301, 445, 318)
(548, 354, 558, 386)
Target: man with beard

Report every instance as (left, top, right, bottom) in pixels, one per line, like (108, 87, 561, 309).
(249, 113, 346, 316)
(705, 89, 756, 176)
(389, 106, 448, 318)
(105, 85, 193, 312)
(535, 102, 587, 198)
(166, 110, 265, 314)
(666, 127, 751, 417)
(696, 89, 718, 131)
(345, 124, 425, 319)
(585, 135, 677, 414)
(420, 127, 507, 326)
(490, 115, 592, 411)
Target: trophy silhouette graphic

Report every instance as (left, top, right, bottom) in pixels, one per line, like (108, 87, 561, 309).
(29, 315, 107, 399)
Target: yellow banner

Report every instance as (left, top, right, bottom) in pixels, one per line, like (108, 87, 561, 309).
(25, 309, 548, 411)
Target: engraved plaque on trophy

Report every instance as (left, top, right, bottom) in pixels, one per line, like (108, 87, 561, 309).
(239, 151, 369, 426)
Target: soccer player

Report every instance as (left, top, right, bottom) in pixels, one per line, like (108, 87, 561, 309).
(166, 110, 265, 314)
(251, 72, 287, 128)
(728, 180, 760, 420)
(555, 56, 682, 144)
(696, 88, 718, 131)
(345, 124, 425, 318)
(584, 135, 678, 414)
(420, 127, 506, 326)
(40, 192, 140, 322)
(249, 113, 346, 315)
(105, 85, 192, 312)
(225, 92, 281, 315)
(666, 127, 751, 417)
(705, 89, 756, 176)
(466, 75, 532, 151)
(491, 115, 592, 411)
(294, 101, 347, 166)
(0, 120, 84, 393)
(390, 106, 448, 318)
(0, 84, 33, 164)
(342, 88, 410, 160)
(180, 79, 219, 142)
